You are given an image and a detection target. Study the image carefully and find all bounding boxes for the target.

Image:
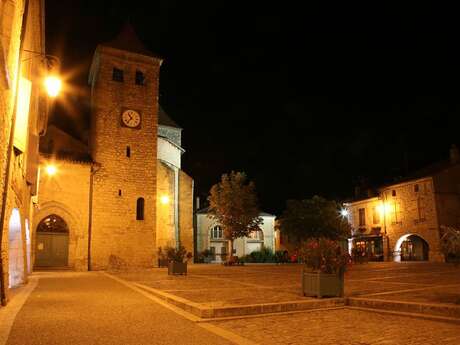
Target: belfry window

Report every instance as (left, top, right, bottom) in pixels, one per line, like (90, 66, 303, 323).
(112, 68, 124, 82)
(135, 70, 145, 85)
(126, 146, 131, 158)
(136, 198, 145, 220)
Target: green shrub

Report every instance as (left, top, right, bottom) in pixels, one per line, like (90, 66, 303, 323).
(244, 247, 276, 263)
(275, 250, 289, 263)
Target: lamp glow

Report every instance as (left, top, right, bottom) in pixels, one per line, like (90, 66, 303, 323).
(160, 195, 169, 204)
(44, 76, 61, 97)
(340, 209, 349, 217)
(45, 165, 57, 176)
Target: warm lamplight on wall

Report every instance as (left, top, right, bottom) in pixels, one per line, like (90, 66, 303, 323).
(44, 75, 61, 97)
(45, 165, 57, 176)
(160, 195, 169, 204)
(377, 202, 393, 216)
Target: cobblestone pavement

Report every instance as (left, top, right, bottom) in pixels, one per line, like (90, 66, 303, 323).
(4, 272, 234, 345)
(212, 308, 460, 345)
(114, 262, 460, 307)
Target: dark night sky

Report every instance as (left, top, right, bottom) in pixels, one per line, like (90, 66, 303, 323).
(45, 1, 459, 214)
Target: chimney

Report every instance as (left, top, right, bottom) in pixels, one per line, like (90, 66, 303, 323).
(450, 144, 459, 164)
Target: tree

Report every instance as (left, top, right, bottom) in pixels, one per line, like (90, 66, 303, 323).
(208, 171, 263, 261)
(440, 226, 460, 263)
(277, 196, 351, 243)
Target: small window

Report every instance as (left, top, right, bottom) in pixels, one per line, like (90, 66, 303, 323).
(392, 190, 396, 197)
(126, 146, 131, 158)
(112, 68, 124, 82)
(136, 197, 145, 220)
(135, 70, 145, 85)
(414, 184, 419, 192)
(118, 189, 122, 196)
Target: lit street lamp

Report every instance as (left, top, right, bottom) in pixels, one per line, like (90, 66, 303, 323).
(45, 164, 57, 176)
(44, 75, 62, 98)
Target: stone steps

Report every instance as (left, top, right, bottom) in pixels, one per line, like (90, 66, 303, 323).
(133, 282, 346, 319)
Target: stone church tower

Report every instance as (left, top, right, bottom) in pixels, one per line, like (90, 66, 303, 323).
(87, 25, 161, 269)
(32, 25, 194, 272)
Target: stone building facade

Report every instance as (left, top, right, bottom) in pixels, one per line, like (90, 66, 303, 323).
(1, 0, 47, 303)
(196, 209, 276, 263)
(33, 25, 194, 271)
(345, 146, 460, 262)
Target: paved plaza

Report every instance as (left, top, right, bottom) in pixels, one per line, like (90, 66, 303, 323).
(1, 262, 459, 345)
(213, 308, 460, 345)
(115, 262, 460, 307)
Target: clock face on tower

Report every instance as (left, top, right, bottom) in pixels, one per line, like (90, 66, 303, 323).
(121, 109, 141, 128)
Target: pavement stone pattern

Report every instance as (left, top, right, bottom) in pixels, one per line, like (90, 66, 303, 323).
(5, 272, 233, 345)
(114, 262, 460, 307)
(212, 308, 460, 345)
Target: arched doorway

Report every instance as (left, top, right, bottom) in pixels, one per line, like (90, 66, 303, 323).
(35, 214, 69, 267)
(8, 208, 24, 287)
(394, 234, 429, 262)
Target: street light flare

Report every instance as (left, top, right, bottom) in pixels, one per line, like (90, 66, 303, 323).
(45, 165, 57, 176)
(44, 76, 61, 97)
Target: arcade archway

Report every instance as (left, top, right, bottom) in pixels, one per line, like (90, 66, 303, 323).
(394, 234, 429, 262)
(8, 208, 24, 288)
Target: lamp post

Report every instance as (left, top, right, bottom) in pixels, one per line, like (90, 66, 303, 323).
(0, 46, 62, 305)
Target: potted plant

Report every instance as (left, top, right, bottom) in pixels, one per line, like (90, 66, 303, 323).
(300, 238, 351, 298)
(201, 249, 213, 263)
(166, 245, 192, 275)
(157, 247, 169, 267)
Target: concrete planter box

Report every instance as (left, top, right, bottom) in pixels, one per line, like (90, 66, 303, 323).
(168, 262, 187, 275)
(302, 267, 344, 298)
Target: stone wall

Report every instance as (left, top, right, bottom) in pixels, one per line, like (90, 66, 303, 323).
(347, 177, 444, 262)
(433, 164, 460, 229)
(1, 0, 44, 299)
(381, 177, 443, 262)
(156, 161, 175, 250)
(179, 170, 194, 256)
(33, 159, 91, 270)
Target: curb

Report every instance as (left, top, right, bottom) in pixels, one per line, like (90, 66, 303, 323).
(134, 283, 346, 318)
(348, 297, 460, 320)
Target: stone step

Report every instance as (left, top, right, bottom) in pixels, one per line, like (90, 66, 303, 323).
(348, 297, 460, 320)
(134, 282, 346, 319)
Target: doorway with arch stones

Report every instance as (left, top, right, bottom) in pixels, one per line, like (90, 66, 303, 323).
(394, 233, 429, 262)
(35, 214, 69, 267)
